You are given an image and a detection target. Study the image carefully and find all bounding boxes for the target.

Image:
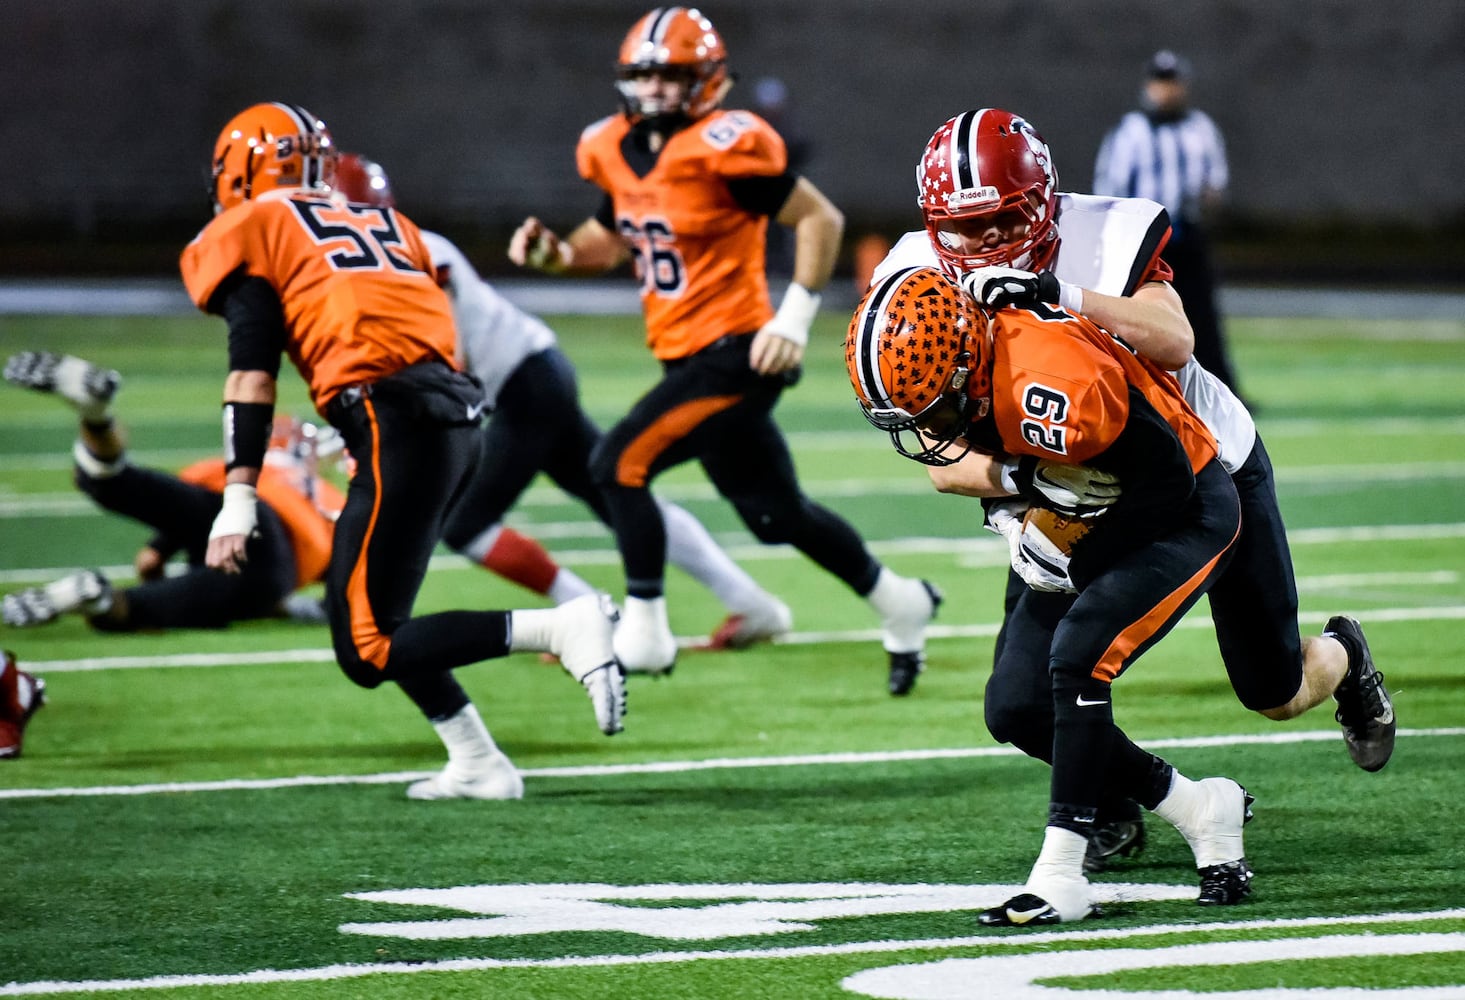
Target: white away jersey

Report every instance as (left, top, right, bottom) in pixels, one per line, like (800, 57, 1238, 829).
(421, 231, 556, 409)
(871, 193, 1256, 471)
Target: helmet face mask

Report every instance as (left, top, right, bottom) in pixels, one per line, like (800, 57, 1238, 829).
(210, 102, 337, 215)
(917, 109, 1060, 280)
(616, 7, 729, 125)
(846, 267, 993, 467)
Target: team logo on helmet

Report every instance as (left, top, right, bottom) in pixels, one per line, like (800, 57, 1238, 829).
(210, 102, 337, 215)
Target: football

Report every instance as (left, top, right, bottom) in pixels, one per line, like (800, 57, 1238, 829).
(1021, 506, 1094, 556)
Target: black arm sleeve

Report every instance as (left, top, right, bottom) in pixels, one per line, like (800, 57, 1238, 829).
(593, 193, 617, 231)
(208, 272, 287, 378)
(727, 172, 799, 217)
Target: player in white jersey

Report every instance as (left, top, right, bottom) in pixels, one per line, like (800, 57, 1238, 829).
(879, 109, 1394, 865)
(335, 154, 792, 650)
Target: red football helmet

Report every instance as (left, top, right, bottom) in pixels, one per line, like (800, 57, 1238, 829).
(616, 7, 729, 123)
(917, 109, 1060, 279)
(845, 266, 993, 466)
(334, 152, 394, 208)
(210, 102, 336, 215)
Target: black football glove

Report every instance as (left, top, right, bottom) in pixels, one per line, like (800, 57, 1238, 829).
(959, 266, 1061, 310)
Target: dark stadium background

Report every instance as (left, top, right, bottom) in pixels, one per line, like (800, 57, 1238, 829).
(3, 0, 1462, 285)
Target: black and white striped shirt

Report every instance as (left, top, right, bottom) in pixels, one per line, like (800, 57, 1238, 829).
(1092, 109, 1228, 237)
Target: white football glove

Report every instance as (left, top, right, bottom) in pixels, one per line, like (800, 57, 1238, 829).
(1031, 459, 1121, 518)
(984, 500, 1075, 593)
(959, 266, 1082, 312)
(1016, 516, 1078, 593)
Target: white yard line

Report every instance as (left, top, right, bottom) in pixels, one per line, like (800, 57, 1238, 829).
(2, 727, 1462, 802)
(0, 910, 1461, 995)
(16, 602, 1465, 674)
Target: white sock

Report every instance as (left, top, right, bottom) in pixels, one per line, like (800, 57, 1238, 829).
(659, 500, 768, 612)
(508, 608, 556, 653)
(72, 439, 126, 479)
(865, 567, 930, 652)
(1030, 825, 1089, 880)
(44, 572, 110, 616)
(1152, 770, 1203, 828)
(548, 568, 596, 605)
(432, 703, 499, 771)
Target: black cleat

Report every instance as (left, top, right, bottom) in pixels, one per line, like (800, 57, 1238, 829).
(887, 651, 924, 696)
(1197, 858, 1254, 905)
(1084, 800, 1148, 873)
(1326, 615, 1395, 772)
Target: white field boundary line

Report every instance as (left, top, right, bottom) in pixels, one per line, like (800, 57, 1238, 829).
(6, 460, 1465, 518)
(2, 728, 1462, 801)
(5, 521, 1465, 585)
(19, 602, 1465, 674)
(1, 910, 1462, 997)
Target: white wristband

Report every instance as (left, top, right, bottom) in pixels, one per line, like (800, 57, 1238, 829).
(1057, 280, 1084, 314)
(997, 460, 1020, 496)
(769, 283, 822, 347)
(209, 482, 259, 540)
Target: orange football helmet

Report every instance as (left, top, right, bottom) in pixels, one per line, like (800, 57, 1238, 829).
(333, 152, 394, 208)
(209, 102, 337, 215)
(616, 7, 729, 123)
(845, 266, 993, 466)
(917, 109, 1060, 280)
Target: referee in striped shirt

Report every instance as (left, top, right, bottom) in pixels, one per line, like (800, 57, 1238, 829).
(1094, 50, 1243, 396)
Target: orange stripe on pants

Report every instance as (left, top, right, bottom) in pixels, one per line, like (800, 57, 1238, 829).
(615, 394, 742, 488)
(346, 397, 393, 670)
(1091, 524, 1241, 682)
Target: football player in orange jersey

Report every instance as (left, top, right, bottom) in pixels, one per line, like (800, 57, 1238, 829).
(333, 152, 793, 650)
(874, 110, 1393, 870)
(3, 351, 341, 632)
(179, 102, 626, 799)
(848, 267, 1251, 926)
(509, 7, 941, 693)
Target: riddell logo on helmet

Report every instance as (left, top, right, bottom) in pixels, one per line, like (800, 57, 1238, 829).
(946, 187, 1000, 212)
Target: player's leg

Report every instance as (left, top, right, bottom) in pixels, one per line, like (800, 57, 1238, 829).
(324, 375, 624, 738)
(699, 392, 939, 695)
(983, 462, 1244, 926)
(397, 670, 523, 801)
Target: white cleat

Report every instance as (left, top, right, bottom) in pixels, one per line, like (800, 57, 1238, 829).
(549, 594, 627, 735)
(4, 351, 120, 413)
(3, 569, 110, 628)
(703, 596, 793, 650)
(612, 595, 678, 676)
(407, 753, 525, 801)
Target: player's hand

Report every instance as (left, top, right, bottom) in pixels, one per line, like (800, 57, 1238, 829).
(750, 327, 805, 375)
(751, 283, 820, 376)
(985, 500, 1072, 593)
(508, 217, 569, 272)
(1032, 459, 1120, 518)
(207, 483, 258, 575)
(134, 545, 165, 582)
(958, 266, 1060, 309)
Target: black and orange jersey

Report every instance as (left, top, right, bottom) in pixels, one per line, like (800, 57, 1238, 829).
(576, 110, 786, 359)
(987, 303, 1216, 474)
(180, 189, 458, 411)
